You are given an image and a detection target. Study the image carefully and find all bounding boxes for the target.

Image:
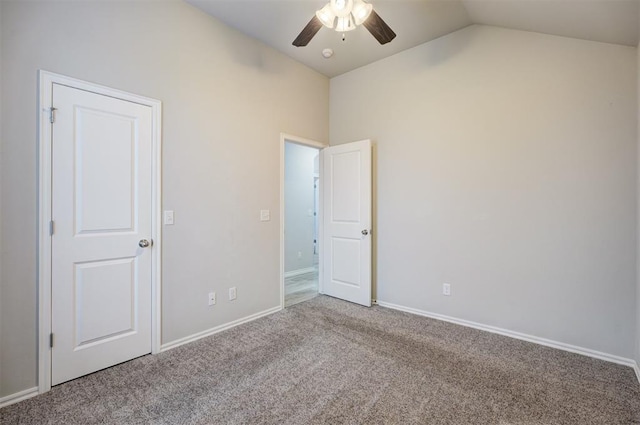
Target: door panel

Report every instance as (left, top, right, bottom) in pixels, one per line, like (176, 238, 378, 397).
(322, 140, 372, 306)
(51, 83, 153, 385)
(331, 151, 360, 222)
(75, 108, 137, 233)
(74, 257, 137, 347)
(331, 238, 361, 285)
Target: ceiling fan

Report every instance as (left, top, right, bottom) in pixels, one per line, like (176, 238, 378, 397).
(293, 0, 396, 47)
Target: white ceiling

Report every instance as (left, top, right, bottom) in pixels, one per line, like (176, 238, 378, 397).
(186, 0, 640, 78)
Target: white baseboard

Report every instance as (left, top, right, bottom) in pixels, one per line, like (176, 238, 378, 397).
(3, 302, 637, 408)
(0, 306, 283, 408)
(160, 305, 282, 352)
(376, 300, 637, 369)
(284, 267, 317, 278)
(0, 386, 38, 409)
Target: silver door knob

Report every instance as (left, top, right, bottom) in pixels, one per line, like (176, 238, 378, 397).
(139, 239, 151, 248)
(361, 229, 369, 236)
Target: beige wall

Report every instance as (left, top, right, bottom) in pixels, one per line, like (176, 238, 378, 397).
(1, 2, 638, 401)
(331, 25, 637, 358)
(0, 0, 328, 397)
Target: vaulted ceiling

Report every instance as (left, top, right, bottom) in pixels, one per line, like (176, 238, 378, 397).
(186, 0, 640, 77)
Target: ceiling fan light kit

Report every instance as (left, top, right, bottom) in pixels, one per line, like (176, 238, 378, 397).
(316, 4, 336, 28)
(335, 15, 356, 32)
(293, 0, 396, 47)
(352, 0, 373, 25)
(316, 0, 368, 30)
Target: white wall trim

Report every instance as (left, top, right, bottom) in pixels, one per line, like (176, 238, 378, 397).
(37, 70, 162, 394)
(0, 387, 39, 409)
(284, 267, 317, 278)
(376, 300, 637, 368)
(5, 304, 638, 406)
(160, 305, 282, 352)
(279, 133, 327, 309)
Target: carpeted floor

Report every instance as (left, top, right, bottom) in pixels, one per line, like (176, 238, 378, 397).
(2, 296, 640, 424)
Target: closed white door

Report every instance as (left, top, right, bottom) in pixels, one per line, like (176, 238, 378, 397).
(321, 140, 372, 306)
(51, 83, 153, 385)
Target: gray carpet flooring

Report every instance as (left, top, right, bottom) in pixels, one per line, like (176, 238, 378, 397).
(2, 296, 640, 424)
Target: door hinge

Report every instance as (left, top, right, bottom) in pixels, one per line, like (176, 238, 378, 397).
(49, 333, 54, 348)
(49, 220, 54, 236)
(49, 107, 57, 124)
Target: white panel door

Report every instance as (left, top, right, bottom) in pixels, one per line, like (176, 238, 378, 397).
(322, 140, 372, 306)
(51, 83, 153, 385)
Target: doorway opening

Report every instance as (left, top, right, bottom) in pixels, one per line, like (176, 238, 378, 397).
(284, 141, 320, 307)
(280, 134, 372, 308)
(280, 134, 327, 308)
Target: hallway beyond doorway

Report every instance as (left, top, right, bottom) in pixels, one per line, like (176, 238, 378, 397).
(284, 266, 318, 307)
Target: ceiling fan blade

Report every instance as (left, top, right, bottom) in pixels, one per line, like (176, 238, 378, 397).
(293, 15, 323, 47)
(363, 10, 396, 45)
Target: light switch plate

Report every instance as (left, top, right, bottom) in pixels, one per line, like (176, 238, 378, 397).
(164, 210, 174, 225)
(260, 209, 270, 221)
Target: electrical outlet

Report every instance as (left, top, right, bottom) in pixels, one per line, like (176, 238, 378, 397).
(229, 287, 237, 301)
(442, 283, 451, 296)
(208, 292, 216, 306)
(260, 210, 270, 221)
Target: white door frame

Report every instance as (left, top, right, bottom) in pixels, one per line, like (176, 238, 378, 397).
(279, 133, 327, 308)
(37, 70, 163, 394)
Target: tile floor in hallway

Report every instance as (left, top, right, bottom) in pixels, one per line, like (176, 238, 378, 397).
(284, 268, 318, 307)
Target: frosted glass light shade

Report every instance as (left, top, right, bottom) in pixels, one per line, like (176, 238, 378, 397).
(335, 15, 356, 32)
(316, 4, 336, 28)
(330, 0, 354, 18)
(352, 0, 373, 25)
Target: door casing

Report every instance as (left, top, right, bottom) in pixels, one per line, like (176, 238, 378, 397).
(37, 70, 162, 394)
(279, 133, 327, 308)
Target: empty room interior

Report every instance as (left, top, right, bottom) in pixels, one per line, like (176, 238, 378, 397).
(2, 0, 640, 423)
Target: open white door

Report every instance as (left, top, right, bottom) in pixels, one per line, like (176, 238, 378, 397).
(321, 140, 372, 306)
(50, 83, 153, 385)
